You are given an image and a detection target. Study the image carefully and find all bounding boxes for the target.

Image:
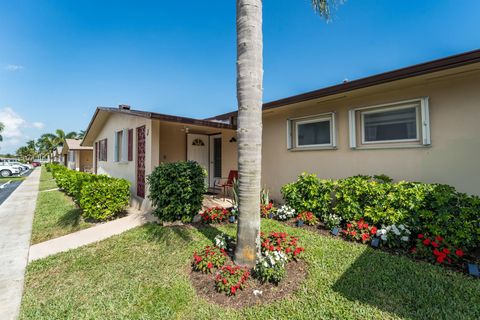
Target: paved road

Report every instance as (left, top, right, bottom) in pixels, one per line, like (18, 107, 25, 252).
(0, 170, 32, 206)
(0, 168, 40, 320)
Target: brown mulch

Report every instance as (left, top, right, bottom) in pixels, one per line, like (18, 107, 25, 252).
(189, 259, 308, 308)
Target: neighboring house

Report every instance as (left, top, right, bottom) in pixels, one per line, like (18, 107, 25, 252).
(52, 146, 64, 164)
(62, 139, 93, 172)
(81, 106, 237, 209)
(82, 49, 480, 208)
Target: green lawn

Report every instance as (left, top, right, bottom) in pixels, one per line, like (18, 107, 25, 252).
(21, 220, 480, 319)
(30, 167, 94, 244)
(38, 167, 58, 191)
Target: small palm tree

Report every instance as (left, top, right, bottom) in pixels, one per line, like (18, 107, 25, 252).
(77, 130, 86, 139)
(234, 0, 339, 266)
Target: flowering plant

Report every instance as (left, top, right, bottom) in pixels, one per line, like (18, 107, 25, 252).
(260, 232, 304, 261)
(323, 213, 342, 229)
(341, 219, 377, 243)
(200, 206, 230, 224)
(295, 211, 318, 226)
(229, 205, 238, 217)
(254, 250, 288, 284)
(412, 234, 465, 265)
(192, 246, 228, 273)
(260, 202, 276, 218)
(214, 233, 234, 251)
(274, 205, 296, 221)
(376, 224, 412, 248)
(215, 265, 250, 296)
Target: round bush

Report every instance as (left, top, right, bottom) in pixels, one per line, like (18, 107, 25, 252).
(147, 161, 206, 222)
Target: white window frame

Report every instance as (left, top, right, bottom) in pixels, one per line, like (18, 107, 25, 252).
(360, 103, 421, 145)
(349, 97, 430, 149)
(114, 129, 129, 163)
(287, 112, 336, 150)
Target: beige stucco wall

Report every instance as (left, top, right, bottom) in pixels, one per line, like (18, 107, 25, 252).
(262, 71, 480, 201)
(93, 112, 152, 208)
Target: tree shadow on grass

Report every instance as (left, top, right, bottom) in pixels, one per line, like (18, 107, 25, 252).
(56, 208, 83, 228)
(143, 223, 194, 245)
(191, 223, 229, 244)
(331, 249, 480, 319)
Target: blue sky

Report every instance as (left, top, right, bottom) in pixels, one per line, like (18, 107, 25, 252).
(0, 0, 479, 153)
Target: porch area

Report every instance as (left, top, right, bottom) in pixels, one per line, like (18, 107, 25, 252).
(155, 119, 238, 198)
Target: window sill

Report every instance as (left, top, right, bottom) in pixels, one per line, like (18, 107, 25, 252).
(352, 144, 431, 151)
(288, 146, 337, 152)
(114, 161, 130, 165)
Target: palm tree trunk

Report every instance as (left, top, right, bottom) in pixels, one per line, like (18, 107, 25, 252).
(234, 0, 263, 267)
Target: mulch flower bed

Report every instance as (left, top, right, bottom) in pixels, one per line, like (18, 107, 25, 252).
(189, 259, 307, 308)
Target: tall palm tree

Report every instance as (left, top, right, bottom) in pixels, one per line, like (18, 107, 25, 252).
(234, 0, 338, 266)
(0, 122, 4, 142)
(52, 129, 77, 146)
(37, 134, 56, 162)
(77, 130, 86, 139)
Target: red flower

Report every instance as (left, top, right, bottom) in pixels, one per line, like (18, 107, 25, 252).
(361, 233, 369, 242)
(370, 227, 378, 235)
(207, 262, 213, 269)
(423, 239, 431, 246)
(455, 249, 464, 257)
(350, 231, 357, 236)
(435, 235, 443, 242)
(417, 234, 424, 239)
(442, 248, 450, 255)
(431, 241, 439, 248)
(433, 249, 441, 256)
(347, 223, 353, 228)
(231, 286, 236, 295)
(222, 279, 227, 284)
(436, 255, 445, 264)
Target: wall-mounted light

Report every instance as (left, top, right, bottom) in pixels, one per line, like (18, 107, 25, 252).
(229, 137, 237, 143)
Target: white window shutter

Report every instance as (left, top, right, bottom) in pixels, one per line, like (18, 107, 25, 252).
(286, 120, 292, 149)
(122, 129, 128, 162)
(421, 97, 431, 145)
(114, 132, 119, 162)
(348, 109, 357, 149)
(331, 112, 337, 148)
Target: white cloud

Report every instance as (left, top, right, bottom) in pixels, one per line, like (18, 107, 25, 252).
(0, 108, 27, 146)
(32, 121, 45, 129)
(5, 64, 24, 71)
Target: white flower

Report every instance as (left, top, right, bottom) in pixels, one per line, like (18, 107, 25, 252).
(381, 234, 388, 241)
(401, 236, 409, 242)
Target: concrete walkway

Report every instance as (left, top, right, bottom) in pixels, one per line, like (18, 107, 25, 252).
(0, 168, 40, 320)
(28, 209, 157, 262)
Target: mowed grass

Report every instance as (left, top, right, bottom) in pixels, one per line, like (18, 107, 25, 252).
(21, 219, 480, 320)
(30, 167, 93, 244)
(38, 166, 58, 191)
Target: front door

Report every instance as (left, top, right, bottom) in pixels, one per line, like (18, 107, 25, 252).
(187, 134, 209, 185)
(136, 126, 146, 198)
(209, 135, 222, 187)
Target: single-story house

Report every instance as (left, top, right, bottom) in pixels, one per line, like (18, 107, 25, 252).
(82, 49, 480, 209)
(62, 139, 94, 172)
(52, 146, 64, 164)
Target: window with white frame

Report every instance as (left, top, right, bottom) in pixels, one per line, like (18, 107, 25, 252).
(349, 97, 430, 148)
(287, 113, 336, 149)
(68, 151, 75, 162)
(114, 129, 129, 162)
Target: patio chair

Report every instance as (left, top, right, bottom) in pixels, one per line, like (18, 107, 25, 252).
(214, 170, 238, 201)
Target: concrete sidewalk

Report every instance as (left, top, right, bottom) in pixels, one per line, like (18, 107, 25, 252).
(28, 209, 157, 262)
(0, 168, 40, 320)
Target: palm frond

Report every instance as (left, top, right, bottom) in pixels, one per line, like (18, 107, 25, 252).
(311, 0, 343, 20)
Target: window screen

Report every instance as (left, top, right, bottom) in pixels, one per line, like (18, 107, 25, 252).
(363, 106, 418, 142)
(297, 120, 331, 146)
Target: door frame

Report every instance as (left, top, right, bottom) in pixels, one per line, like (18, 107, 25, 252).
(209, 134, 222, 187)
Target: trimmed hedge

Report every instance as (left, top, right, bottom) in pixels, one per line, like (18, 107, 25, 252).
(48, 164, 130, 221)
(147, 161, 206, 222)
(282, 173, 480, 248)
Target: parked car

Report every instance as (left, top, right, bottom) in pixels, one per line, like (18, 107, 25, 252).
(7, 162, 30, 171)
(31, 161, 42, 167)
(0, 164, 21, 177)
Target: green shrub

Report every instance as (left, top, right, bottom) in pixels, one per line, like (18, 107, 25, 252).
(282, 173, 480, 249)
(281, 173, 333, 217)
(147, 161, 206, 222)
(79, 177, 130, 221)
